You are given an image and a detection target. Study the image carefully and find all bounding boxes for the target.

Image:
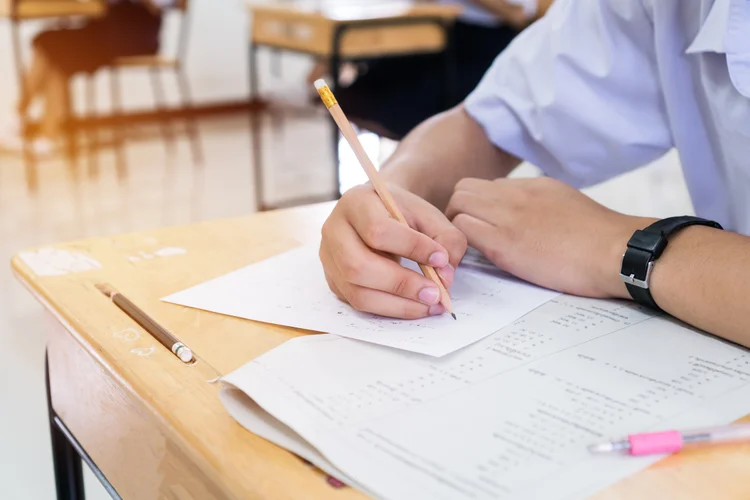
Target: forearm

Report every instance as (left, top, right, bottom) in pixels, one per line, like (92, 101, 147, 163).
(607, 225, 750, 348)
(381, 106, 520, 210)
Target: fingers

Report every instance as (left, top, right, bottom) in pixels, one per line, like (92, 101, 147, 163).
(321, 225, 444, 305)
(349, 185, 466, 282)
(340, 285, 445, 319)
(321, 247, 445, 319)
(320, 184, 465, 319)
(323, 270, 345, 302)
(432, 230, 467, 274)
(454, 177, 499, 197)
(436, 263, 455, 288)
(451, 213, 505, 268)
(353, 215, 451, 268)
(446, 188, 499, 224)
(407, 200, 468, 272)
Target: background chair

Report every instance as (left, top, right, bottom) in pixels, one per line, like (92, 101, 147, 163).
(7, 0, 107, 190)
(85, 0, 203, 178)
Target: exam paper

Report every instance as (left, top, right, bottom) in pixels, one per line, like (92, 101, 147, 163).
(163, 246, 558, 356)
(222, 295, 750, 500)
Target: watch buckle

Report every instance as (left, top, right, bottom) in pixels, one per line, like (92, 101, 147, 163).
(620, 260, 655, 289)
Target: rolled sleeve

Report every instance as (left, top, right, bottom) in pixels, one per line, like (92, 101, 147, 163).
(465, 0, 674, 188)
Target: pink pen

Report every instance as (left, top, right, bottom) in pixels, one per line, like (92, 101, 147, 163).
(589, 423, 750, 456)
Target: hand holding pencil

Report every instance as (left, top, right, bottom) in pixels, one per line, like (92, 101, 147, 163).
(316, 80, 467, 320)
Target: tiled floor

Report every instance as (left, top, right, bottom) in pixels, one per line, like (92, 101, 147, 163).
(0, 95, 694, 500)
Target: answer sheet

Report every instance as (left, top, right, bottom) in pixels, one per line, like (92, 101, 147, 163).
(163, 246, 558, 356)
(222, 295, 750, 500)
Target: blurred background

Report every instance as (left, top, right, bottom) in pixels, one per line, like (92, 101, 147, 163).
(0, 0, 691, 498)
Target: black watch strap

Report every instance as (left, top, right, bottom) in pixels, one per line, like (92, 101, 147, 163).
(620, 216, 723, 310)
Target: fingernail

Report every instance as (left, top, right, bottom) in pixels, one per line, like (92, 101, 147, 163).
(437, 264, 455, 285)
(429, 304, 445, 316)
(428, 251, 449, 267)
(418, 287, 440, 305)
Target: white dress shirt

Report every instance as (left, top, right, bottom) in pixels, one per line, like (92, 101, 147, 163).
(438, 0, 538, 26)
(465, 0, 750, 234)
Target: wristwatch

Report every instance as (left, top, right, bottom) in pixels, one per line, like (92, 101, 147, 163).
(620, 216, 723, 310)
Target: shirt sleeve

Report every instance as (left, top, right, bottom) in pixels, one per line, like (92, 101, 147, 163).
(465, 0, 674, 188)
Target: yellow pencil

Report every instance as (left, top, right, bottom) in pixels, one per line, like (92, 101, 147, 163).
(314, 79, 456, 319)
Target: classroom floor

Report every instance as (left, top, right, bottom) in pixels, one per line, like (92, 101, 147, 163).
(0, 96, 695, 500)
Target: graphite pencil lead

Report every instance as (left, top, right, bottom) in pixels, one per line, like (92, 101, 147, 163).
(451, 313, 457, 320)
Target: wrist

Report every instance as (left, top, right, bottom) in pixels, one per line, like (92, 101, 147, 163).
(381, 158, 436, 203)
(602, 215, 658, 299)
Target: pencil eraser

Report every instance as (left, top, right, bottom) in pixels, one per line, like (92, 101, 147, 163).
(314, 79, 328, 90)
(176, 346, 194, 363)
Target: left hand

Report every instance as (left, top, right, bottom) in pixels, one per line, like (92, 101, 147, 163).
(446, 177, 654, 298)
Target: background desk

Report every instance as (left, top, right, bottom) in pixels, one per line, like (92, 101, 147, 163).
(247, 1, 461, 211)
(12, 203, 750, 499)
(0, 0, 105, 19)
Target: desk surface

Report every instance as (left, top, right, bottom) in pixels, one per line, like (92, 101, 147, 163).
(249, 1, 462, 23)
(12, 203, 750, 499)
(0, 0, 105, 19)
(248, 1, 461, 58)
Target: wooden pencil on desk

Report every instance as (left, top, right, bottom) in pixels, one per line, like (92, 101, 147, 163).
(314, 79, 456, 319)
(96, 283, 195, 363)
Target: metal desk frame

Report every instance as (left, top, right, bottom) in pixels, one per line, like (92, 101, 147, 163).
(248, 15, 457, 211)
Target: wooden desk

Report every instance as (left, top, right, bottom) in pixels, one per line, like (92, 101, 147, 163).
(249, 2, 461, 59)
(246, 1, 461, 212)
(12, 204, 750, 499)
(0, 0, 105, 19)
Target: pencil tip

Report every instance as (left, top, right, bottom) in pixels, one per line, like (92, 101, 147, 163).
(451, 313, 457, 320)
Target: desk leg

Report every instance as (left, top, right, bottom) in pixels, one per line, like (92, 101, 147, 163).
(270, 48, 282, 79)
(443, 22, 457, 109)
(109, 69, 127, 181)
(175, 67, 204, 166)
(46, 352, 123, 500)
(149, 68, 177, 156)
(249, 43, 266, 211)
(330, 29, 343, 199)
(85, 78, 99, 179)
(10, 20, 38, 192)
(46, 353, 85, 500)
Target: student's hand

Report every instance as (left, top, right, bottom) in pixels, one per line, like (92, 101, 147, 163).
(446, 177, 653, 298)
(320, 184, 467, 319)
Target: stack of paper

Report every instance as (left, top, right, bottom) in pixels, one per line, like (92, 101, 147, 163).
(165, 247, 750, 500)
